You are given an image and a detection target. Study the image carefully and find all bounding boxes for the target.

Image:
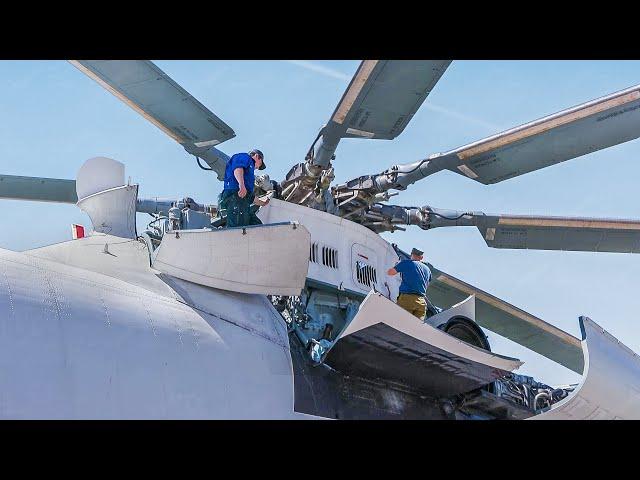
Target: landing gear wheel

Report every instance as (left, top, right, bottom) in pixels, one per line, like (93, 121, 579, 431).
(440, 316, 491, 351)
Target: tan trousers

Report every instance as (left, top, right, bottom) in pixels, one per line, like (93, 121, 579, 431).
(397, 294, 427, 320)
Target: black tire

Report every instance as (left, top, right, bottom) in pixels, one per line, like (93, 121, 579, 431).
(441, 316, 491, 351)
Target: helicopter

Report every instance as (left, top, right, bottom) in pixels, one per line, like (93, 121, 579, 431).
(0, 60, 639, 419)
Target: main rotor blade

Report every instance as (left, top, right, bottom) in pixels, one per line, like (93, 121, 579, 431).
(475, 214, 640, 253)
(311, 60, 451, 166)
(69, 60, 235, 178)
(0, 175, 77, 203)
(427, 207, 640, 253)
(335, 60, 451, 140)
(430, 84, 640, 184)
(427, 263, 584, 373)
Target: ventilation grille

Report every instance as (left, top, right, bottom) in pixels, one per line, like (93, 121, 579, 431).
(355, 260, 377, 288)
(310, 243, 338, 269)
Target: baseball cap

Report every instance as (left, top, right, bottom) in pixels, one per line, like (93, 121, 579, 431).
(249, 149, 266, 170)
(411, 247, 424, 256)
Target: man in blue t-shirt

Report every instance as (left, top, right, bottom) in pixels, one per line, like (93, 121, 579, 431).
(218, 149, 270, 228)
(387, 247, 432, 320)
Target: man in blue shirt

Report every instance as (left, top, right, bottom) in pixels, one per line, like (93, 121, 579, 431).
(387, 247, 432, 320)
(218, 149, 270, 228)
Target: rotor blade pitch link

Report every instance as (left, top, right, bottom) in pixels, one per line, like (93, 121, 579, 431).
(360, 204, 477, 232)
(332, 157, 439, 207)
(374, 158, 439, 191)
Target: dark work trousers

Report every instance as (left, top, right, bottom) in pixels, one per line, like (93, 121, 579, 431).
(218, 189, 263, 228)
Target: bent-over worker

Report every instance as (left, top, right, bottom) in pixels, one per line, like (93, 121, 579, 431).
(387, 247, 432, 320)
(219, 149, 270, 228)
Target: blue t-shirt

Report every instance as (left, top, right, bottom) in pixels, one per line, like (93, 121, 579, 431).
(394, 260, 432, 296)
(223, 153, 256, 193)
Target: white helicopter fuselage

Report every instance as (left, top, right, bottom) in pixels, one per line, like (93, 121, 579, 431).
(0, 197, 403, 419)
(1, 187, 638, 420)
(6, 60, 640, 419)
(0, 189, 528, 420)
(0, 232, 301, 419)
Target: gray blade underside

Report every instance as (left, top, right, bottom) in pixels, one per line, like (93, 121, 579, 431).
(69, 60, 235, 178)
(427, 263, 584, 374)
(475, 214, 640, 253)
(430, 83, 640, 184)
(332, 60, 452, 141)
(0, 175, 77, 203)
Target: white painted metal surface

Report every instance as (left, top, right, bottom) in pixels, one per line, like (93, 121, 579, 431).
(76, 156, 125, 200)
(258, 199, 402, 299)
(426, 294, 476, 328)
(2, 206, 639, 419)
(26, 234, 173, 297)
(531, 316, 640, 420)
(77, 185, 138, 238)
(339, 291, 523, 372)
(75, 157, 138, 239)
(153, 222, 310, 296)
(0, 244, 311, 419)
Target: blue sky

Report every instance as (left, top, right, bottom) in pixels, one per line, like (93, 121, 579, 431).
(1, 60, 640, 386)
